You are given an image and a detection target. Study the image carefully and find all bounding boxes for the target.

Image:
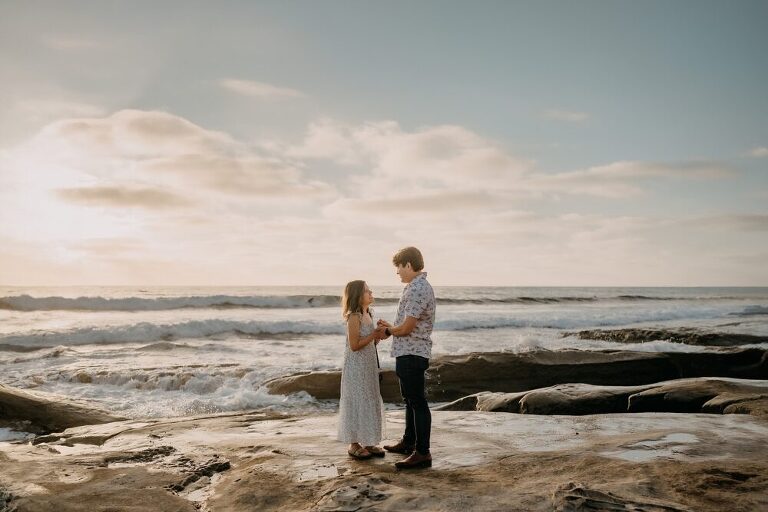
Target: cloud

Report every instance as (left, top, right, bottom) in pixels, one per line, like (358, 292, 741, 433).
(679, 214, 768, 232)
(13, 99, 106, 120)
(543, 109, 589, 122)
(140, 154, 334, 197)
(284, 120, 734, 205)
(56, 186, 192, 210)
(286, 119, 532, 188)
(18, 109, 334, 201)
(529, 160, 735, 198)
(285, 119, 367, 165)
(4, 111, 764, 286)
(749, 147, 768, 158)
(39, 109, 238, 160)
(41, 35, 100, 50)
(0, 108, 339, 254)
(324, 191, 501, 217)
(70, 237, 148, 257)
(219, 79, 305, 99)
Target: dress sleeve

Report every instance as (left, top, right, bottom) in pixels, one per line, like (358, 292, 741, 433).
(346, 312, 363, 322)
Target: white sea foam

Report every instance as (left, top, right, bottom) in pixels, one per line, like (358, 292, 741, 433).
(42, 369, 326, 418)
(0, 428, 33, 442)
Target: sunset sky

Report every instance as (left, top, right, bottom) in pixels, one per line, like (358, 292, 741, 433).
(1, 1, 767, 286)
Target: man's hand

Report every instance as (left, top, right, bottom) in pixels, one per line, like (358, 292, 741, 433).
(376, 320, 393, 339)
(374, 326, 390, 341)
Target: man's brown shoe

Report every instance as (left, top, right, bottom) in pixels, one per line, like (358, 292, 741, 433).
(383, 441, 414, 455)
(394, 451, 432, 470)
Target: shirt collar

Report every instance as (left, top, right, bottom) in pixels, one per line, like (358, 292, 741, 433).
(408, 272, 427, 286)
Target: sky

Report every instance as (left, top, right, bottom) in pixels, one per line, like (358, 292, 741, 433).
(0, 0, 767, 286)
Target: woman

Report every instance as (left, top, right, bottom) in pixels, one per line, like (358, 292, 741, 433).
(337, 280, 387, 459)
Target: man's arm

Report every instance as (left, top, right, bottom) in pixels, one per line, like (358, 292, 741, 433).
(380, 316, 418, 337)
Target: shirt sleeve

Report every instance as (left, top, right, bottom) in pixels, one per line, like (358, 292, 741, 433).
(402, 282, 427, 319)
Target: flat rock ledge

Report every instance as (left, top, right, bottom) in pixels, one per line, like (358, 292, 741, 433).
(1, 411, 767, 511)
(564, 327, 768, 347)
(0, 384, 124, 434)
(436, 378, 768, 417)
(264, 349, 768, 403)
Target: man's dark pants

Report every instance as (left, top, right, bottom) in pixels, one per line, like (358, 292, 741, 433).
(395, 354, 431, 455)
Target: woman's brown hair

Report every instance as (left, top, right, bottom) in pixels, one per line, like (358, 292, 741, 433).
(342, 280, 368, 319)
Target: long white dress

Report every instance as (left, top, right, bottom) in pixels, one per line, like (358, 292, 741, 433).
(337, 312, 386, 446)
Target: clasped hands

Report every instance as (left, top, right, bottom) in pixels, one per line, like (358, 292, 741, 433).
(373, 319, 393, 341)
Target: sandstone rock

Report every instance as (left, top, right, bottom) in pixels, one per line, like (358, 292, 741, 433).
(628, 379, 768, 415)
(434, 392, 487, 411)
(722, 398, 768, 416)
(443, 378, 768, 417)
(435, 391, 529, 412)
(264, 349, 768, 403)
(264, 370, 402, 402)
(0, 383, 124, 433)
(519, 383, 655, 415)
(552, 482, 690, 511)
(426, 351, 678, 402)
(476, 391, 529, 412)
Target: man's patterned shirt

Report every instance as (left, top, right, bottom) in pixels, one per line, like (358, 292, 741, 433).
(391, 272, 436, 359)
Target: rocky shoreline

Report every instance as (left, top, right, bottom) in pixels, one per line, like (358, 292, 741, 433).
(2, 346, 768, 511)
(1, 410, 767, 511)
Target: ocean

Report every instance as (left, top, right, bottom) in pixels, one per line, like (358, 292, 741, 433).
(2, 286, 767, 420)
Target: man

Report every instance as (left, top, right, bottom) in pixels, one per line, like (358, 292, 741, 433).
(378, 246, 436, 469)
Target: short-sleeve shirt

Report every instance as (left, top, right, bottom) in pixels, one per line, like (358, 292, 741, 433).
(391, 272, 436, 359)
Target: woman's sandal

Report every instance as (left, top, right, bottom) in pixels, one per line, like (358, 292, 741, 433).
(348, 447, 373, 460)
(365, 446, 385, 457)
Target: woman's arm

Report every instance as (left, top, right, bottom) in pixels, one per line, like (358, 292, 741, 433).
(347, 314, 380, 352)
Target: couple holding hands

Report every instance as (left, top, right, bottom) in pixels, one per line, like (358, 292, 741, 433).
(336, 247, 436, 470)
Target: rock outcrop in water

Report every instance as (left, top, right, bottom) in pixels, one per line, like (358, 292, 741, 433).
(0, 384, 124, 433)
(264, 349, 768, 402)
(565, 327, 768, 347)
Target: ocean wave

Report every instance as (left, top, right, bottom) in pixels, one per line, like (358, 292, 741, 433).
(0, 294, 345, 311)
(2, 293, 746, 312)
(4, 303, 756, 348)
(0, 345, 74, 364)
(35, 367, 326, 418)
(437, 296, 599, 305)
(0, 317, 607, 348)
(55, 366, 257, 392)
(617, 295, 673, 301)
(0, 319, 345, 348)
(731, 305, 768, 316)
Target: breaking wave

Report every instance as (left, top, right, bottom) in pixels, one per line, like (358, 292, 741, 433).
(2, 293, 751, 312)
